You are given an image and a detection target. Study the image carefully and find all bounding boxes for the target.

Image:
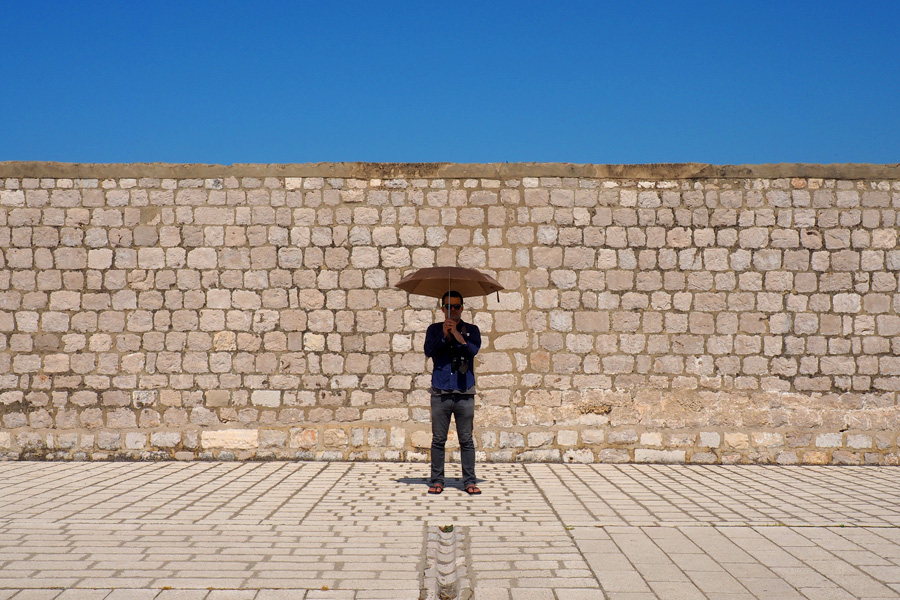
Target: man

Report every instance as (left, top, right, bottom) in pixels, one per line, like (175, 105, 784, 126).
(423, 291, 482, 495)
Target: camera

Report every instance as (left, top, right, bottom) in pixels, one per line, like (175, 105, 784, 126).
(451, 350, 469, 374)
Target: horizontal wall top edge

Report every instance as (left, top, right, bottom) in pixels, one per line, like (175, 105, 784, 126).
(0, 161, 898, 180)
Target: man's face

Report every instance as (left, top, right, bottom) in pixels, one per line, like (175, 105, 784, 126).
(442, 296, 463, 322)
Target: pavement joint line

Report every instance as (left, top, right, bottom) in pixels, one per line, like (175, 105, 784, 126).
(127, 463, 236, 521)
(152, 463, 262, 522)
(292, 462, 354, 526)
(535, 464, 603, 523)
(204, 463, 298, 521)
(521, 464, 604, 594)
(0, 463, 107, 519)
(621, 465, 723, 523)
(723, 526, 867, 599)
(257, 462, 331, 522)
(255, 462, 340, 521)
(12, 463, 191, 522)
(82, 463, 208, 522)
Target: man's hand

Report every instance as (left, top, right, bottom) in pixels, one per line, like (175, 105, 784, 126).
(444, 320, 465, 344)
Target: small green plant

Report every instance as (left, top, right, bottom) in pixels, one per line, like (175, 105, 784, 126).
(440, 524, 454, 533)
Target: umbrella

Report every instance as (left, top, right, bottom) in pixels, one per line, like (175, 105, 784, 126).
(394, 266, 504, 300)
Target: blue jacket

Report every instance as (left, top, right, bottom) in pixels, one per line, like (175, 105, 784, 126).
(424, 320, 481, 391)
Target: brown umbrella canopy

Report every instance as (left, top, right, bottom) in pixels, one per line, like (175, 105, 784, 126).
(394, 266, 504, 299)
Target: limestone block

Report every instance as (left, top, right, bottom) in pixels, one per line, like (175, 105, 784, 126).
(411, 430, 431, 449)
(833, 293, 862, 313)
(362, 408, 408, 421)
(479, 407, 513, 427)
(42, 353, 70, 372)
(151, 431, 181, 448)
(582, 429, 605, 445)
(478, 352, 513, 373)
(464, 191, 495, 207)
(15, 432, 43, 452)
(554, 430, 577, 446)
(202, 429, 258, 450)
(381, 247, 410, 268)
(799, 451, 827, 465)
(832, 450, 862, 465)
(289, 428, 318, 449)
(597, 449, 630, 463)
(389, 427, 406, 449)
(497, 432, 524, 454)
(635, 449, 685, 463)
(163, 407, 189, 426)
(688, 452, 717, 464)
(365, 428, 387, 447)
(608, 429, 638, 444)
(356, 310, 384, 333)
(816, 432, 843, 448)
(106, 409, 137, 429)
(97, 432, 121, 451)
(640, 432, 663, 447)
(724, 432, 749, 449)
(526, 431, 554, 448)
(751, 432, 784, 447)
(0, 190, 25, 207)
(252, 390, 281, 407)
(259, 429, 288, 449)
(862, 191, 890, 207)
(847, 434, 872, 449)
(129, 390, 155, 409)
(820, 357, 856, 375)
(699, 431, 721, 448)
(519, 449, 560, 462)
(54, 247, 87, 269)
(872, 228, 897, 248)
(55, 432, 83, 454)
(189, 407, 220, 426)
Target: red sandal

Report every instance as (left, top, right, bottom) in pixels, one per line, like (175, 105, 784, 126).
(428, 483, 444, 495)
(465, 484, 481, 495)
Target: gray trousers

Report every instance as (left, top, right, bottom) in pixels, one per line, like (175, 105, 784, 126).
(430, 392, 476, 487)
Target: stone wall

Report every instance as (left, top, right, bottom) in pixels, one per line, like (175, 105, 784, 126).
(1, 162, 899, 464)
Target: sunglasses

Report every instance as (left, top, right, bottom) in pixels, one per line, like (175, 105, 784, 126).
(442, 304, 463, 310)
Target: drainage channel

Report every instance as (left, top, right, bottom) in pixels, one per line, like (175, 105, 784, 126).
(420, 524, 473, 600)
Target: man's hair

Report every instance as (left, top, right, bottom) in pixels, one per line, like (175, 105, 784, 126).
(441, 290, 463, 304)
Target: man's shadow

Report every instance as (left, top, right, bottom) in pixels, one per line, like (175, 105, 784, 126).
(395, 476, 483, 491)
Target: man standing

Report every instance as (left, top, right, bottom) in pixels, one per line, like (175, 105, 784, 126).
(423, 291, 482, 495)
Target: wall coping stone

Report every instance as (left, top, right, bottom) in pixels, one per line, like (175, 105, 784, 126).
(1, 161, 898, 180)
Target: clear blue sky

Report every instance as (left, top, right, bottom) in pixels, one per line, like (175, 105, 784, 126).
(3, 1, 898, 165)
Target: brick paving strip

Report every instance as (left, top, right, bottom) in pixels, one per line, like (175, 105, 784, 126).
(0, 463, 899, 599)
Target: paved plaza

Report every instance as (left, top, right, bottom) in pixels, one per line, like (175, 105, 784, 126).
(1, 462, 899, 599)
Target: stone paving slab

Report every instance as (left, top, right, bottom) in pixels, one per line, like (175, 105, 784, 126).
(528, 464, 900, 527)
(1, 462, 899, 599)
